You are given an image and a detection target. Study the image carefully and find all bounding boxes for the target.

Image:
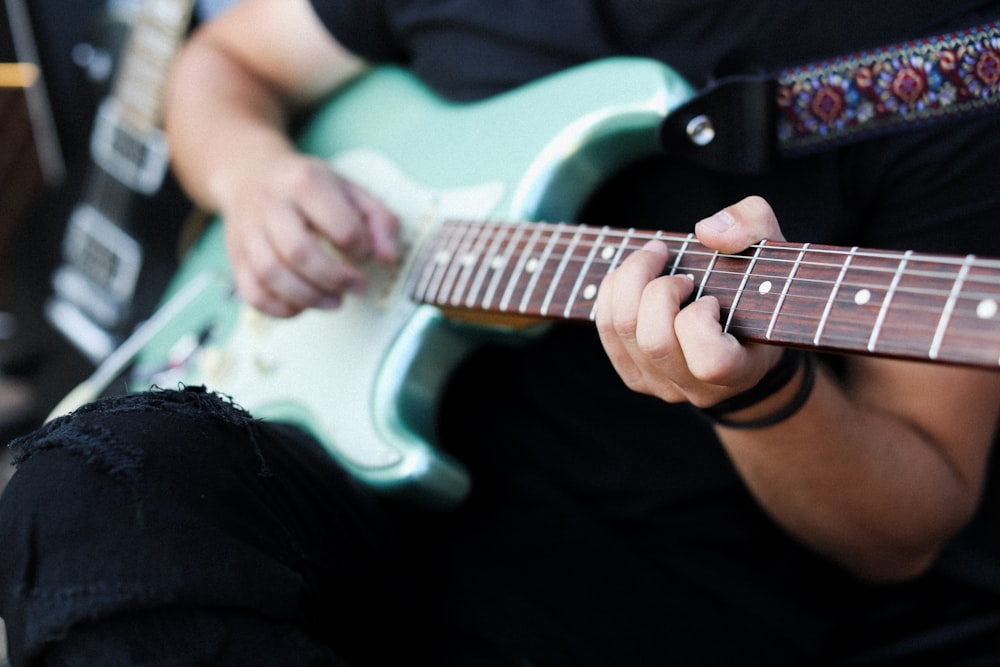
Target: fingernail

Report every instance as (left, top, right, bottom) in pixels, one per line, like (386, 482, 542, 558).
(319, 295, 343, 309)
(698, 210, 734, 233)
(641, 239, 669, 255)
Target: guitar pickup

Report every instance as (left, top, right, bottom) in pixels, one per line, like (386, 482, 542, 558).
(90, 98, 169, 194)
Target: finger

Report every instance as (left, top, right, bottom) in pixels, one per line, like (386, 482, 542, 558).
(595, 266, 643, 388)
(694, 195, 785, 254)
(628, 273, 698, 400)
(598, 240, 671, 346)
(596, 240, 671, 390)
(633, 273, 696, 366)
(673, 296, 746, 385)
(292, 166, 400, 265)
(674, 295, 784, 401)
(341, 180, 401, 264)
(266, 202, 368, 297)
(236, 222, 333, 317)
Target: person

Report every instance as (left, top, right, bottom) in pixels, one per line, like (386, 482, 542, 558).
(3, 0, 1000, 664)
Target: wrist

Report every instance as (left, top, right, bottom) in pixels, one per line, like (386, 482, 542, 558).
(700, 350, 816, 430)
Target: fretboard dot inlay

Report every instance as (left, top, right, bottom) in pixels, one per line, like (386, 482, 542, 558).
(601, 246, 616, 261)
(583, 284, 598, 300)
(977, 299, 998, 320)
(854, 289, 872, 306)
(434, 251, 450, 265)
(758, 280, 773, 295)
(490, 256, 506, 270)
(525, 258, 539, 274)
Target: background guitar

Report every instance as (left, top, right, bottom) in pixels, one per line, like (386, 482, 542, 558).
(45, 0, 194, 363)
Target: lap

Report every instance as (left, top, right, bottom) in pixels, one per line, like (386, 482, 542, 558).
(0, 387, 430, 665)
(2, 387, 998, 665)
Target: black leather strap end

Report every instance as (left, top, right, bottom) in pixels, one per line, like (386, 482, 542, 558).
(657, 75, 778, 174)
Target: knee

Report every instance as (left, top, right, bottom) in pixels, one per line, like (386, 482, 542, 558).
(0, 387, 292, 662)
(0, 386, 277, 564)
(5, 386, 268, 494)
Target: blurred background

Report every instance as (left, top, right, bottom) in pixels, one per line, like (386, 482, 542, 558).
(1, 3, 237, 658)
(0, 0, 207, 457)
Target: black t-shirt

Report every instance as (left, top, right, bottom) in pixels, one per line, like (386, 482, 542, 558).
(305, 1, 1000, 663)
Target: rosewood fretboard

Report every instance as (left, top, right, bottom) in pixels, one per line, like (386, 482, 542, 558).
(407, 219, 1000, 370)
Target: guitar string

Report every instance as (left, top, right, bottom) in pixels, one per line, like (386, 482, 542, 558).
(427, 225, 1000, 303)
(418, 260, 999, 349)
(433, 221, 1000, 282)
(408, 224, 1000, 361)
(419, 225, 1000, 349)
(437, 219, 1000, 265)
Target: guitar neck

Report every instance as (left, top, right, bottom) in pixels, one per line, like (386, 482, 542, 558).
(88, 0, 195, 195)
(111, 0, 194, 133)
(409, 219, 1000, 369)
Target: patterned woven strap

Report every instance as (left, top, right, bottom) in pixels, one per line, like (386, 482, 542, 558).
(776, 21, 1000, 156)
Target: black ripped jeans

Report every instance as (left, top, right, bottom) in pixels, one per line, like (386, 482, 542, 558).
(3, 387, 1000, 666)
(0, 388, 454, 666)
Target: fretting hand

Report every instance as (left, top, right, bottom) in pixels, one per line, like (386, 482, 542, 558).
(595, 196, 786, 408)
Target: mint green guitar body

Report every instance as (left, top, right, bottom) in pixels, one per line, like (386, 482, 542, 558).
(131, 58, 693, 508)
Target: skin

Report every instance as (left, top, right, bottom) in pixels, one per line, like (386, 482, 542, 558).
(597, 197, 1000, 581)
(166, 0, 1000, 582)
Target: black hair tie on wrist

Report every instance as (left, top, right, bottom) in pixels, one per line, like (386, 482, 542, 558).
(701, 350, 816, 430)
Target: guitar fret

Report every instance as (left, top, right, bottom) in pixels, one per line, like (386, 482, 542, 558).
(519, 225, 563, 314)
(411, 220, 463, 302)
(949, 262, 1000, 366)
(609, 229, 636, 273)
(540, 225, 584, 317)
(723, 241, 765, 334)
(668, 232, 696, 276)
(129, 25, 175, 61)
(564, 226, 608, 320)
(813, 246, 858, 346)
(407, 219, 1000, 369)
(111, 1, 194, 133)
(464, 220, 510, 308)
(929, 254, 975, 360)
(120, 59, 162, 96)
(452, 219, 498, 305)
(766, 243, 810, 340)
(867, 250, 912, 352)
(695, 251, 720, 301)
(430, 222, 478, 304)
(152, 0, 191, 25)
(441, 220, 487, 306)
(586, 229, 636, 320)
(482, 221, 529, 309)
(876, 253, 975, 361)
(499, 223, 545, 312)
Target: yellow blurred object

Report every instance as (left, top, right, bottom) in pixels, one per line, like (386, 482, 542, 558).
(0, 61, 37, 88)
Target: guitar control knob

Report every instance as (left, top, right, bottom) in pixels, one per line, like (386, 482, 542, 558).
(199, 345, 234, 385)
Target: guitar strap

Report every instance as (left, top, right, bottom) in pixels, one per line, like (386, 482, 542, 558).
(659, 21, 1000, 173)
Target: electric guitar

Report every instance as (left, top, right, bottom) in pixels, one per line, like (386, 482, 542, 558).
(115, 59, 1000, 508)
(46, 0, 194, 363)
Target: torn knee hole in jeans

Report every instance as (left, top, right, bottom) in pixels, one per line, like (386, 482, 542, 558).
(6, 385, 271, 483)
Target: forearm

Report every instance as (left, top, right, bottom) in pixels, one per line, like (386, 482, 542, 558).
(165, 37, 296, 211)
(597, 197, 1000, 583)
(163, 0, 365, 213)
(716, 357, 992, 582)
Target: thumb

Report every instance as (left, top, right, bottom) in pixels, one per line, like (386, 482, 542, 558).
(694, 195, 785, 254)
